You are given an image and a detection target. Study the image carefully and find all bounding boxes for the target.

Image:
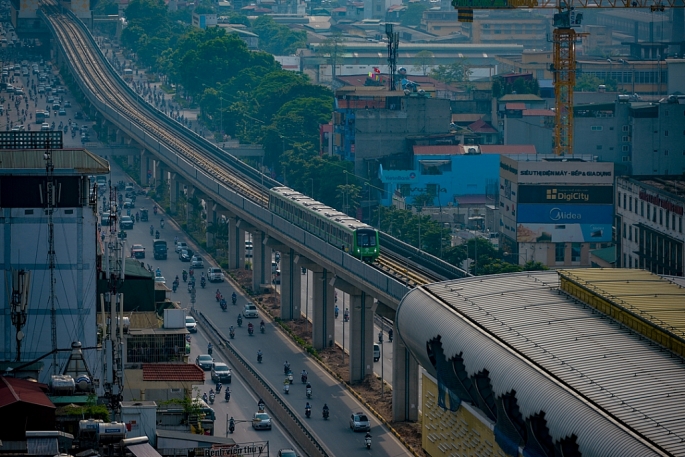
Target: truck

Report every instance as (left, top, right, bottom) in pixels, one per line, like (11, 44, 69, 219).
(153, 240, 168, 260)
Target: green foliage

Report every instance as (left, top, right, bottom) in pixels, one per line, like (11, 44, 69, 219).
(400, 3, 428, 27)
(429, 60, 471, 85)
(251, 16, 306, 55)
(222, 12, 251, 27)
(94, 0, 119, 15)
(575, 73, 617, 92)
(412, 51, 435, 76)
(378, 206, 451, 256)
(193, 0, 216, 14)
(492, 76, 539, 97)
(60, 403, 110, 421)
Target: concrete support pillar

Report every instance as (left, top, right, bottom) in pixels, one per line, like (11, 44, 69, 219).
(279, 249, 301, 320)
(311, 267, 335, 351)
(252, 232, 268, 293)
(348, 290, 374, 383)
(140, 150, 151, 186)
(392, 319, 419, 422)
(127, 154, 134, 166)
(228, 216, 245, 270)
(186, 185, 195, 223)
(154, 160, 165, 186)
(169, 173, 179, 214)
(205, 199, 216, 249)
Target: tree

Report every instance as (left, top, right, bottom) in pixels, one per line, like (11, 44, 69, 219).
(251, 16, 306, 55)
(317, 33, 345, 83)
(94, 0, 119, 15)
(575, 73, 617, 92)
(412, 51, 434, 76)
(400, 3, 427, 27)
(429, 60, 471, 85)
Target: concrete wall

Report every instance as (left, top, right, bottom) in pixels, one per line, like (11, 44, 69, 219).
(122, 369, 195, 402)
(632, 103, 685, 176)
(504, 116, 553, 155)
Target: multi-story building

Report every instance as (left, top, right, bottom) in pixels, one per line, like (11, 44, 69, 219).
(499, 155, 615, 268)
(615, 175, 684, 275)
(0, 145, 107, 387)
(420, 10, 464, 37)
(471, 11, 550, 49)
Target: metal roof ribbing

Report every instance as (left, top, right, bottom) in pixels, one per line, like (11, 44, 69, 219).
(559, 269, 685, 340)
(397, 271, 685, 457)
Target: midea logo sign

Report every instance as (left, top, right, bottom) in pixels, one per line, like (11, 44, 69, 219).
(550, 207, 581, 221)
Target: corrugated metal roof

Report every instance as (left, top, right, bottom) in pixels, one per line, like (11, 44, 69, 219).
(0, 149, 109, 175)
(0, 377, 55, 409)
(142, 364, 205, 382)
(559, 269, 685, 340)
(397, 271, 685, 457)
(127, 443, 162, 457)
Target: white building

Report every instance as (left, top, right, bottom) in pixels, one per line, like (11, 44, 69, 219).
(0, 147, 108, 388)
(616, 175, 684, 275)
(499, 155, 615, 268)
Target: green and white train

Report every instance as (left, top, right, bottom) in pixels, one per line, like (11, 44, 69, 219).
(269, 187, 380, 262)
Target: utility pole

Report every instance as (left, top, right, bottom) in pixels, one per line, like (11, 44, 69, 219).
(44, 142, 58, 375)
(10, 269, 31, 361)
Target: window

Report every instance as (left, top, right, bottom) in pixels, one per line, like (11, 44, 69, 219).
(665, 130, 669, 136)
(591, 126, 603, 131)
(665, 150, 669, 156)
(622, 136, 629, 142)
(622, 145, 630, 153)
(641, 201, 644, 217)
(622, 125, 629, 132)
(555, 243, 565, 262)
(623, 222, 626, 238)
(660, 209, 663, 225)
(618, 191, 621, 206)
(628, 225, 632, 240)
(597, 145, 603, 150)
(623, 194, 627, 209)
(673, 214, 676, 230)
(571, 243, 581, 262)
(629, 197, 632, 212)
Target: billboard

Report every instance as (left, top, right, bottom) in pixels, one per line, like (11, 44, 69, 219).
(518, 185, 614, 205)
(517, 204, 614, 224)
(500, 157, 614, 185)
(517, 223, 612, 243)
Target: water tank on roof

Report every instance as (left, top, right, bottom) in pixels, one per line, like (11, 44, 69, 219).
(163, 308, 185, 329)
(97, 422, 126, 443)
(51, 375, 75, 395)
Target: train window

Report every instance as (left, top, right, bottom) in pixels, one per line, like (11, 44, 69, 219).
(357, 231, 377, 247)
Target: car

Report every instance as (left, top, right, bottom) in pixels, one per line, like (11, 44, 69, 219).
(155, 276, 166, 284)
(47, 96, 54, 104)
(277, 450, 297, 457)
(58, 109, 66, 116)
(175, 241, 188, 253)
(272, 270, 281, 285)
(243, 303, 258, 318)
(64, 101, 71, 108)
(373, 343, 380, 362)
(131, 244, 145, 259)
(123, 199, 135, 209)
(195, 354, 213, 370)
(179, 249, 193, 262)
(119, 215, 134, 230)
(75, 111, 83, 119)
(245, 241, 253, 258)
(211, 362, 232, 383)
(191, 255, 204, 268)
(252, 412, 272, 430)
(185, 316, 197, 333)
(349, 412, 371, 432)
(208, 267, 224, 282)
(40, 122, 50, 131)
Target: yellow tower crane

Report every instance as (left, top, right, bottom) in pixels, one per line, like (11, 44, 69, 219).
(452, 0, 684, 156)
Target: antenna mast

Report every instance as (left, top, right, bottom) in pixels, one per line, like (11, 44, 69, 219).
(386, 23, 399, 91)
(44, 141, 59, 375)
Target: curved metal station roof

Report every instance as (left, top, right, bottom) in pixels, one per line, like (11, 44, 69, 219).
(397, 271, 685, 457)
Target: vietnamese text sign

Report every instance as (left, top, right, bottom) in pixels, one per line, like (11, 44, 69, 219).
(518, 185, 614, 204)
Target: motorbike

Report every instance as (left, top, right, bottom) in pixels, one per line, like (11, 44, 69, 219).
(344, 311, 350, 322)
(305, 407, 311, 418)
(155, 230, 160, 240)
(172, 282, 178, 293)
(208, 392, 215, 404)
(225, 390, 231, 402)
(229, 328, 235, 339)
(283, 384, 290, 394)
(216, 383, 222, 394)
(248, 324, 254, 336)
(365, 434, 371, 450)
(284, 365, 291, 375)
(378, 331, 383, 344)
(389, 330, 394, 342)
(187, 282, 193, 293)
(260, 323, 265, 334)
(160, 219, 165, 229)
(153, 206, 158, 215)
(257, 353, 263, 363)
(183, 271, 188, 282)
(237, 315, 243, 327)
(149, 226, 154, 236)
(216, 291, 221, 302)
(228, 419, 234, 432)
(301, 374, 307, 384)
(335, 306, 339, 319)
(201, 277, 206, 288)
(220, 299, 227, 311)
(323, 408, 329, 420)
(202, 393, 208, 403)
(306, 387, 312, 399)
(288, 372, 294, 384)
(232, 294, 237, 306)
(208, 344, 213, 355)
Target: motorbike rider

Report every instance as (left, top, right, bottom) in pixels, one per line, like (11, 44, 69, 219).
(149, 225, 154, 236)
(258, 399, 265, 411)
(207, 342, 213, 355)
(229, 325, 235, 338)
(202, 392, 208, 403)
(228, 417, 235, 431)
(225, 388, 231, 401)
(201, 276, 206, 287)
(335, 305, 339, 318)
(305, 402, 312, 416)
(216, 382, 222, 393)
(247, 322, 254, 334)
(257, 349, 263, 362)
(389, 329, 394, 342)
(284, 361, 290, 374)
(378, 330, 383, 343)
(182, 270, 188, 282)
(160, 218, 164, 228)
(155, 230, 160, 239)
(232, 292, 237, 305)
(220, 297, 227, 309)
(323, 403, 330, 418)
(301, 369, 308, 382)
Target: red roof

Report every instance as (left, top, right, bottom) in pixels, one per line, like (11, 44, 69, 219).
(414, 145, 461, 155)
(468, 118, 498, 134)
(523, 109, 555, 116)
(480, 145, 537, 154)
(332, 7, 346, 12)
(505, 103, 527, 110)
(142, 364, 205, 382)
(0, 377, 54, 409)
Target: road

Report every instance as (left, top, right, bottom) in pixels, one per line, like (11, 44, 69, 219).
(105, 162, 411, 456)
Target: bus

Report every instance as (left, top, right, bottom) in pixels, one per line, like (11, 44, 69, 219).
(35, 110, 47, 124)
(123, 68, 133, 81)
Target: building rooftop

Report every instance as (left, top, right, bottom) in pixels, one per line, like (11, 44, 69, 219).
(505, 102, 527, 110)
(623, 176, 685, 203)
(0, 148, 109, 175)
(467, 118, 498, 133)
(500, 94, 544, 102)
(0, 377, 55, 409)
(522, 109, 555, 116)
(142, 364, 205, 382)
(480, 144, 536, 154)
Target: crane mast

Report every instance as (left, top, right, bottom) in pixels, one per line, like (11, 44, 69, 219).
(451, 0, 684, 156)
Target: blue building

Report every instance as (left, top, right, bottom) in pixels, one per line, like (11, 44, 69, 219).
(379, 144, 536, 208)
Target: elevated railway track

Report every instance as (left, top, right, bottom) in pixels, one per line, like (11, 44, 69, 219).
(42, 5, 464, 292)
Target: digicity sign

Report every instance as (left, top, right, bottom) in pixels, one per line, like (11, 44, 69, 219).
(548, 190, 590, 202)
(639, 191, 684, 216)
(550, 207, 581, 221)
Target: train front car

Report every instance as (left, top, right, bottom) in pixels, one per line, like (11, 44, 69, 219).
(352, 227, 380, 262)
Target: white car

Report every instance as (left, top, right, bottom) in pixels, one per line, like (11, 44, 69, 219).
(155, 276, 166, 285)
(175, 241, 188, 253)
(243, 303, 258, 318)
(208, 267, 224, 282)
(185, 316, 197, 333)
